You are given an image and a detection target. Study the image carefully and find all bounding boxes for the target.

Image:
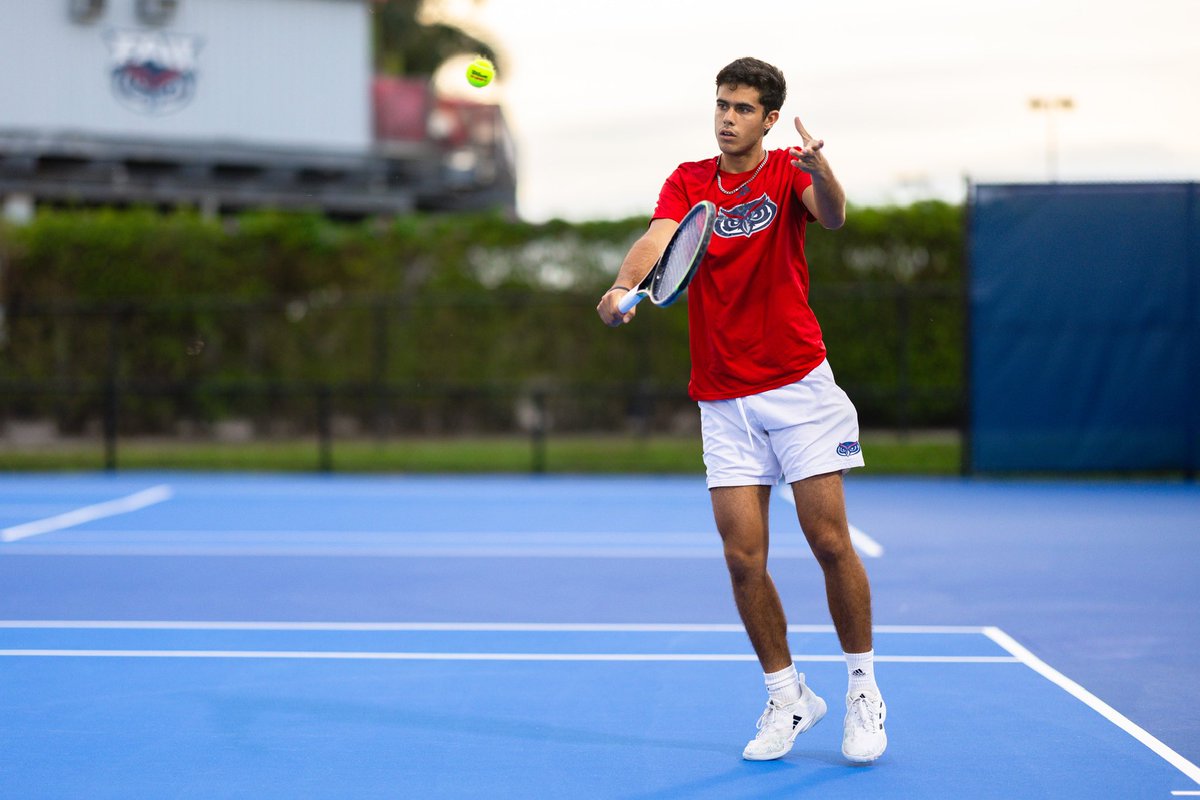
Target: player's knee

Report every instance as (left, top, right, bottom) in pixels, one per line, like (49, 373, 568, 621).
(806, 529, 855, 569)
(722, 541, 768, 582)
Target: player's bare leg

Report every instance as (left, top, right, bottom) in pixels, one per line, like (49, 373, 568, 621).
(711, 485, 790, 671)
(713, 484, 828, 760)
(790, 471, 872, 653)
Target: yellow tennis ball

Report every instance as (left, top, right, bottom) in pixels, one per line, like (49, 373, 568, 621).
(466, 57, 494, 88)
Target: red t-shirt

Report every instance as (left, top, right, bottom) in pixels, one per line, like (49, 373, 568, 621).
(652, 149, 827, 401)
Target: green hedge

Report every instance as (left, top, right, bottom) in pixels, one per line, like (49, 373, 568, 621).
(0, 203, 963, 433)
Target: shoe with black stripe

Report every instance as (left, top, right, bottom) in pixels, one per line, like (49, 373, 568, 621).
(742, 679, 827, 761)
(842, 690, 887, 764)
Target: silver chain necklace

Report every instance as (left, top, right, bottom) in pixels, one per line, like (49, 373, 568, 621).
(715, 151, 769, 196)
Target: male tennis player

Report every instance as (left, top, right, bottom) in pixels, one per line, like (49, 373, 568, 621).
(597, 57, 885, 764)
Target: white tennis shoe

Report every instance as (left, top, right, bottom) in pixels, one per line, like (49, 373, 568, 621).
(741, 679, 827, 761)
(842, 690, 887, 763)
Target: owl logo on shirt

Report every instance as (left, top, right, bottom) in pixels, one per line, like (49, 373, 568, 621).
(714, 193, 777, 238)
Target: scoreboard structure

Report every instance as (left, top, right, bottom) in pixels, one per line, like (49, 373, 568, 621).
(0, 0, 514, 219)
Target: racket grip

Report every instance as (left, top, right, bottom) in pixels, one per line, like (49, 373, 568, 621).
(616, 290, 644, 314)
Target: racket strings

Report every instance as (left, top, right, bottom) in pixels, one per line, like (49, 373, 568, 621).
(650, 217, 707, 302)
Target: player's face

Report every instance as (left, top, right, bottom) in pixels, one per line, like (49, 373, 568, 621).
(714, 84, 777, 156)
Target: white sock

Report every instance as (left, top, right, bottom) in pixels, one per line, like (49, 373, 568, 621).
(764, 663, 802, 706)
(845, 650, 879, 696)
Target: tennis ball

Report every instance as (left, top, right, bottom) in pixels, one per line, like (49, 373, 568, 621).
(466, 57, 494, 88)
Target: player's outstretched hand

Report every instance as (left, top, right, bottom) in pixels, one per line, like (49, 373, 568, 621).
(597, 288, 635, 327)
(789, 117, 829, 176)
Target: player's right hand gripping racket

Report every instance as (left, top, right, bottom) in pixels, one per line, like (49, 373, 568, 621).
(617, 200, 716, 313)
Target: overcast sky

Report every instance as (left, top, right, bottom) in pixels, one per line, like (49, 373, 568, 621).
(429, 0, 1200, 222)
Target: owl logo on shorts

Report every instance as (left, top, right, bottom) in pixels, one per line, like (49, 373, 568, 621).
(715, 194, 777, 238)
(837, 441, 861, 457)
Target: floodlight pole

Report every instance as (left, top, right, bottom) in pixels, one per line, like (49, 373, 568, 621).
(1029, 96, 1074, 182)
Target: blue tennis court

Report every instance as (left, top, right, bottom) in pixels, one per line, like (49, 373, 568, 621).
(1, 473, 1197, 798)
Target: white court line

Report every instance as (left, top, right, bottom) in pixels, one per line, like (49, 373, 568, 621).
(0, 485, 173, 543)
(984, 627, 1200, 789)
(2, 618, 1189, 790)
(776, 483, 883, 557)
(847, 524, 884, 558)
(0, 620, 987, 634)
(0, 545, 816, 559)
(1172, 792, 1200, 796)
(0, 650, 1017, 663)
(0, 621, 1013, 662)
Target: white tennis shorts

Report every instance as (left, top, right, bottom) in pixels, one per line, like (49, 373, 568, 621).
(699, 359, 865, 488)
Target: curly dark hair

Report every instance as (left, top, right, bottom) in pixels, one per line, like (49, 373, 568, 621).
(715, 57, 787, 116)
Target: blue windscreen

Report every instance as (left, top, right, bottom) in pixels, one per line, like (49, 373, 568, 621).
(968, 183, 1199, 473)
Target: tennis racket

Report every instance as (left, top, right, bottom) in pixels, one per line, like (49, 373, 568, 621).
(617, 200, 716, 313)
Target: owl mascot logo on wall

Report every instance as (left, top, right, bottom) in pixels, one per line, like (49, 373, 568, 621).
(106, 29, 202, 115)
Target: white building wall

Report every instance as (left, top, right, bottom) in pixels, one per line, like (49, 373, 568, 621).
(0, 0, 370, 152)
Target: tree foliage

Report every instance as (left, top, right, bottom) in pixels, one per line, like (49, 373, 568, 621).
(0, 203, 964, 433)
(372, 0, 499, 76)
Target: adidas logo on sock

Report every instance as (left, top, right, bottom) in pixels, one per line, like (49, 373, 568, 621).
(851, 669, 866, 677)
